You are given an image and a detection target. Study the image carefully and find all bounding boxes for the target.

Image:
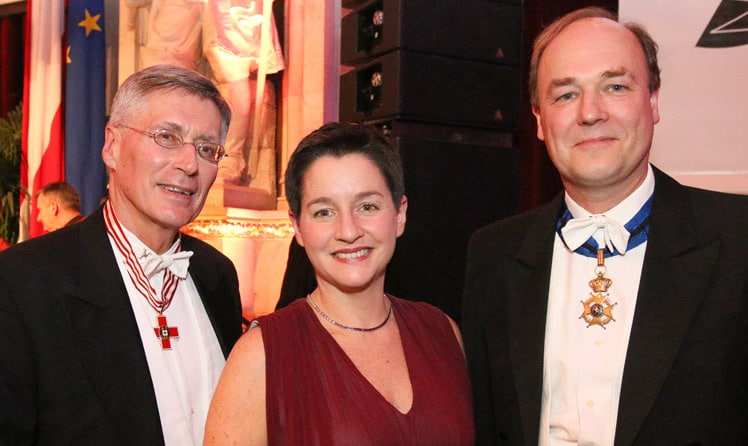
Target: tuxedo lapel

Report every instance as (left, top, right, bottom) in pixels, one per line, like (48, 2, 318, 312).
(63, 209, 163, 444)
(59, 212, 238, 443)
(614, 170, 720, 446)
(506, 196, 563, 445)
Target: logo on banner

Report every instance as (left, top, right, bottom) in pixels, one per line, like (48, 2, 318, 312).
(697, 0, 748, 47)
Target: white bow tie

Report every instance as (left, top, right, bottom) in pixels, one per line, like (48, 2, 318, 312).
(561, 214, 631, 255)
(140, 251, 194, 279)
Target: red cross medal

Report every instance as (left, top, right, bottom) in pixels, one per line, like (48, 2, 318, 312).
(154, 315, 179, 349)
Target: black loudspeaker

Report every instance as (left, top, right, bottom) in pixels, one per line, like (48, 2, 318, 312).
(339, 50, 519, 129)
(340, 0, 521, 65)
(380, 120, 519, 320)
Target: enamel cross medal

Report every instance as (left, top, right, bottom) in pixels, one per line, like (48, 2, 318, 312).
(580, 249, 617, 328)
(103, 201, 187, 350)
(154, 315, 179, 349)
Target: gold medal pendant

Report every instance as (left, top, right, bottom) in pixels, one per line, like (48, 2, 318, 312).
(580, 249, 617, 328)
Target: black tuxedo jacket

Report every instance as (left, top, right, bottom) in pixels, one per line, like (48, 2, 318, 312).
(462, 167, 748, 445)
(0, 207, 243, 445)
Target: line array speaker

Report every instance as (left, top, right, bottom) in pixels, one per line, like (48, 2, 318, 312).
(339, 50, 519, 129)
(341, 0, 521, 66)
(387, 121, 520, 319)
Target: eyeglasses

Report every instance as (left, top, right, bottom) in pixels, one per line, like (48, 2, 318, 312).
(120, 125, 227, 163)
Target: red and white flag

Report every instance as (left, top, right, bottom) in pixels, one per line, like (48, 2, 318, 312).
(20, 0, 65, 240)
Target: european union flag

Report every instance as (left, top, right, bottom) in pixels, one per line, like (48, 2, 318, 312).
(65, 0, 107, 214)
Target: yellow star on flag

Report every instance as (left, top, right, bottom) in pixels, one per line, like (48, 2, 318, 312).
(78, 9, 102, 37)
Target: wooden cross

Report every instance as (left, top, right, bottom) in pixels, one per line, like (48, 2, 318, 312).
(154, 315, 179, 349)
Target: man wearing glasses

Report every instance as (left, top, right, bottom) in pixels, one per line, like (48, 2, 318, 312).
(0, 65, 243, 445)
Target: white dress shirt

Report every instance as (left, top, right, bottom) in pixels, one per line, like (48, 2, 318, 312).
(539, 166, 655, 446)
(108, 228, 225, 446)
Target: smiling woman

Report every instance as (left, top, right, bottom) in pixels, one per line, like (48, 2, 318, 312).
(291, 151, 405, 287)
(204, 122, 475, 445)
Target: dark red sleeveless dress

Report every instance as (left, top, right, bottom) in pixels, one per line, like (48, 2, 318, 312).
(257, 296, 474, 445)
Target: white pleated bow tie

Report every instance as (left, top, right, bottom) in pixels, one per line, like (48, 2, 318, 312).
(560, 214, 631, 255)
(140, 250, 194, 279)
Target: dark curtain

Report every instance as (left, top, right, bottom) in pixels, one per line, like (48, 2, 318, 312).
(0, 12, 25, 118)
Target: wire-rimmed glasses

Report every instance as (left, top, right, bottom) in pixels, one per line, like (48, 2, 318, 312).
(120, 125, 227, 163)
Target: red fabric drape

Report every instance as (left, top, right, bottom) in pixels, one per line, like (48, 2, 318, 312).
(0, 12, 25, 118)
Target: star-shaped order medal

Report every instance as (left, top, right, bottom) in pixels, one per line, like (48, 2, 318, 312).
(580, 249, 617, 328)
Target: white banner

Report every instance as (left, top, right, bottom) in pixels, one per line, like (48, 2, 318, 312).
(619, 0, 748, 194)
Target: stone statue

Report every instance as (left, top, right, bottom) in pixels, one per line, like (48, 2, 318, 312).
(127, 0, 285, 194)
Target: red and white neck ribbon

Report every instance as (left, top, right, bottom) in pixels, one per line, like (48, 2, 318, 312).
(103, 201, 185, 315)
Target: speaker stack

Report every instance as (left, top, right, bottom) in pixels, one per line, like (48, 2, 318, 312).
(339, 0, 522, 320)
